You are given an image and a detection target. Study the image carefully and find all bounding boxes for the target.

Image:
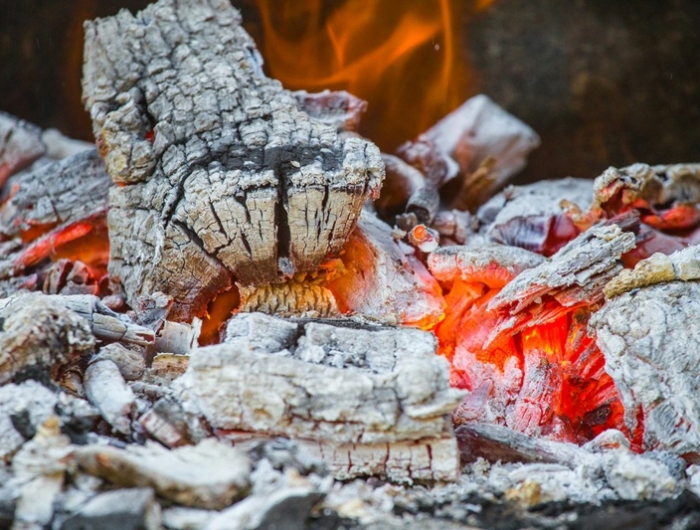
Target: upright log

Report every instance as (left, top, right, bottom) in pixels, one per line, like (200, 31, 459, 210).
(82, 0, 384, 320)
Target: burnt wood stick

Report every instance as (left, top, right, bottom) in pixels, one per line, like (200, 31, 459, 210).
(82, 0, 384, 321)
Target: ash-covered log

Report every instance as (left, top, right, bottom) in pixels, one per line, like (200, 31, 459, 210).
(82, 0, 384, 321)
(175, 312, 464, 482)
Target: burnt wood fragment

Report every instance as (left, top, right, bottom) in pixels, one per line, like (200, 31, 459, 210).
(82, 0, 384, 320)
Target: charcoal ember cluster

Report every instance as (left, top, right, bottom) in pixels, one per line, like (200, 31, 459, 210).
(3, 0, 700, 527)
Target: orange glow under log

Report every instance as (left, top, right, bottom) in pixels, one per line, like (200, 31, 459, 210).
(13, 211, 107, 273)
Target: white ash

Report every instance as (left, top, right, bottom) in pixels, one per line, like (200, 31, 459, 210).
(477, 177, 593, 229)
(592, 280, 700, 455)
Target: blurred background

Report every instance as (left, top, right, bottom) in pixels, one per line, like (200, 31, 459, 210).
(1, 0, 698, 182)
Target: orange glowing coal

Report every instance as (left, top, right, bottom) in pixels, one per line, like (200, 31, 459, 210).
(252, 0, 494, 151)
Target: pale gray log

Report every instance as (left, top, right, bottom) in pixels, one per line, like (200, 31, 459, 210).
(82, 0, 384, 320)
(155, 319, 201, 355)
(56, 294, 155, 346)
(591, 281, 700, 455)
(40, 129, 93, 161)
(84, 359, 136, 435)
(293, 89, 367, 132)
(75, 439, 251, 510)
(175, 314, 464, 445)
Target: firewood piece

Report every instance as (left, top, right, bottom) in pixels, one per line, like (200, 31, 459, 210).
(75, 439, 251, 509)
(396, 137, 455, 190)
(175, 315, 464, 445)
(91, 343, 145, 381)
(423, 94, 540, 190)
(477, 178, 593, 254)
(591, 280, 700, 455)
(325, 211, 445, 328)
(155, 319, 201, 355)
(59, 488, 161, 530)
(0, 149, 111, 239)
(428, 244, 544, 289)
(237, 279, 339, 319)
(489, 224, 637, 314)
(293, 89, 367, 132)
(141, 353, 190, 387)
(56, 294, 155, 346)
(591, 163, 700, 221)
(0, 294, 95, 389)
(0, 381, 58, 462)
(376, 153, 440, 226)
(455, 422, 591, 465)
(431, 209, 476, 245)
(139, 397, 192, 448)
(0, 111, 46, 187)
(82, 0, 384, 321)
(84, 359, 136, 435)
(43, 260, 99, 297)
(604, 245, 700, 298)
(222, 312, 298, 353)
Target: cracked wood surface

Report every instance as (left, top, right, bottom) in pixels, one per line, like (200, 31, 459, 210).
(82, 0, 384, 321)
(175, 313, 465, 445)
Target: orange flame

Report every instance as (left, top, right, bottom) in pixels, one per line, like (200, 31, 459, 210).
(252, 0, 492, 150)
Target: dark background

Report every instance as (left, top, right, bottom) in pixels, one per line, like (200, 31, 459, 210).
(1, 0, 698, 182)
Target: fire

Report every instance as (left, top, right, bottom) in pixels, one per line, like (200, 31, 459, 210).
(252, 0, 490, 150)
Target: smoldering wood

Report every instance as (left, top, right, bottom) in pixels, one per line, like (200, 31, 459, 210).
(175, 319, 464, 444)
(489, 224, 637, 314)
(43, 259, 99, 297)
(82, 0, 384, 321)
(84, 359, 136, 435)
(88, 343, 145, 382)
(375, 153, 439, 227)
(428, 243, 544, 288)
(58, 488, 161, 530)
(57, 294, 155, 346)
(237, 279, 339, 319)
(0, 381, 58, 462)
(591, 279, 700, 455)
(204, 485, 323, 530)
(292, 89, 367, 133)
(476, 177, 593, 251)
(0, 111, 46, 187)
(154, 319, 201, 355)
(604, 245, 700, 298)
(0, 294, 95, 390)
(591, 163, 700, 216)
(39, 129, 93, 161)
(176, 312, 464, 481)
(325, 211, 445, 328)
(0, 149, 110, 240)
(422, 94, 540, 205)
(75, 439, 251, 510)
(138, 397, 192, 448)
(431, 209, 477, 245)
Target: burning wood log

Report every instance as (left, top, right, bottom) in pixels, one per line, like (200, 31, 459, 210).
(82, 0, 384, 321)
(592, 247, 700, 456)
(175, 312, 464, 482)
